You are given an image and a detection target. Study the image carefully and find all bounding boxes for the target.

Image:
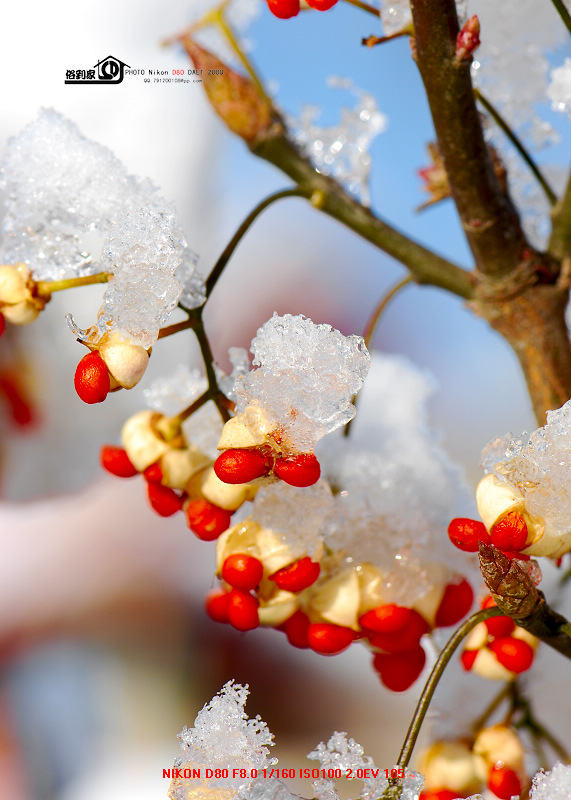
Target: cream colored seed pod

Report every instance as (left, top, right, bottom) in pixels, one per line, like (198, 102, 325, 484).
(217, 414, 268, 450)
(471, 648, 515, 681)
(257, 587, 299, 627)
(168, 772, 235, 800)
(308, 567, 361, 630)
(412, 563, 449, 627)
(475, 473, 545, 549)
(417, 741, 482, 795)
(473, 725, 525, 780)
(0, 264, 31, 305)
(98, 332, 149, 389)
(121, 410, 170, 472)
(356, 563, 386, 615)
(187, 466, 257, 511)
(216, 520, 296, 577)
(463, 621, 489, 652)
(160, 446, 211, 490)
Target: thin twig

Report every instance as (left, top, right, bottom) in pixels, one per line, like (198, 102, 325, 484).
(35, 271, 111, 297)
(474, 88, 557, 207)
(471, 682, 514, 734)
(363, 275, 413, 349)
(396, 607, 504, 769)
(550, 0, 571, 36)
(157, 318, 197, 340)
(342, 0, 380, 17)
(206, 187, 313, 296)
(193, 311, 231, 423)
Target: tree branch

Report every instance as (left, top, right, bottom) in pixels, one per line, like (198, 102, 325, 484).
(548, 167, 571, 260)
(409, 0, 528, 277)
(479, 543, 571, 661)
(250, 125, 474, 299)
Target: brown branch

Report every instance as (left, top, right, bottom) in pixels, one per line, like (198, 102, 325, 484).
(549, 168, 571, 261)
(250, 124, 474, 299)
(409, 0, 528, 277)
(479, 543, 571, 661)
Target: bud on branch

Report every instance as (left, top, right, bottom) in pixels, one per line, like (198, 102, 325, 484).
(455, 15, 480, 63)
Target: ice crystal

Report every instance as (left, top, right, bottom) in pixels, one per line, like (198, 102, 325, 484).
(289, 78, 387, 205)
(380, 0, 412, 36)
(530, 762, 571, 799)
(144, 365, 207, 416)
(252, 481, 334, 560)
(175, 681, 275, 785)
(481, 398, 571, 538)
(318, 353, 472, 605)
(308, 733, 423, 800)
(216, 347, 251, 402)
(235, 314, 370, 452)
(0, 109, 199, 347)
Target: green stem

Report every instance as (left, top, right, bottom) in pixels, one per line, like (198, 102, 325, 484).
(474, 88, 557, 207)
(396, 607, 504, 769)
(471, 682, 513, 734)
(550, 0, 571, 36)
(342, 0, 380, 16)
(206, 187, 313, 296)
(173, 390, 211, 425)
(192, 310, 231, 423)
(35, 271, 111, 296)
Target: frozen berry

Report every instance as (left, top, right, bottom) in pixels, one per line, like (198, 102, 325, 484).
(447, 517, 487, 552)
(373, 646, 426, 692)
(205, 591, 230, 624)
(100, 445, 138, 478)
(435, 579, 474, 627)
(481, 596, 515, 638)
(305, 0, 338, 8)
(143, 462, 163, 484)
(74, 351, 110, 404)
(266, 0, 300, 18)
(490, 637, 534, 674)
(461, 649, 478, 671)
(146, 482, 183, 517)
(359, 604, 415, 635)
(368, 610, 429, 653)
(274, 453, 321, 487)
(0, 313, 5, 338)
(214, 448, 273, 484)
(270, 556, 320, 592)
(222, 553, 264, 591)
(227, 589, 259, 631)
(283, 610, 311, 648)
(185, 498, 232, 541)
(490, 511, 528, 552)
(307, 622, 355, 655)
(487, 766, 522, 800)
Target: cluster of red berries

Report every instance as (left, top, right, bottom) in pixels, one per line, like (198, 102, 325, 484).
(214, 446, 321, 488)
(448, 512, 530, 560)
(461, 595, 537, 680)
(207, 563, 474, 692)
(266, 0, 337, 20)
(419, 762, 523, 800)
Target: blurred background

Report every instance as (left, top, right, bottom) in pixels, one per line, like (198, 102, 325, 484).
(0, 0, 570, 798)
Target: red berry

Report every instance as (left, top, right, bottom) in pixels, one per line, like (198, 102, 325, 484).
(284, 610, 310, 648)
(501, 550, 530, 561)
(146, 482, 183, 517)
(419, 791, 460, 800)
(274, 453, 321, 487)
(0, 313, 5, 338)
(373, 646, 426, 692)
(205, 591, 230, 624)
(435, 579, 474, 627)
(270, 557, 320, 592)
(74, 351, 110, 404)
(222, 553, 264, 591)
(143, 462, 163, 484)
(214, 448, 273, 484)
(185, 498, 232, 541)
(0, 372, 36, 427)
(447, 517, 487, 552)
(100, 445, 138, 478)
(489, 637, 534, 674)
(481, 596, 515, 638)
(460, 649, 478, 671)
(266, 0, 300, 18)
(368, 610, 429, 653)
(359, 604, 415, 635)
(307, 623, 356, 655)
(305, 0, 338, 8)
(487, 766, 522, 800)
(227, 589, 259, 631)
(490, 511, 528, 552)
